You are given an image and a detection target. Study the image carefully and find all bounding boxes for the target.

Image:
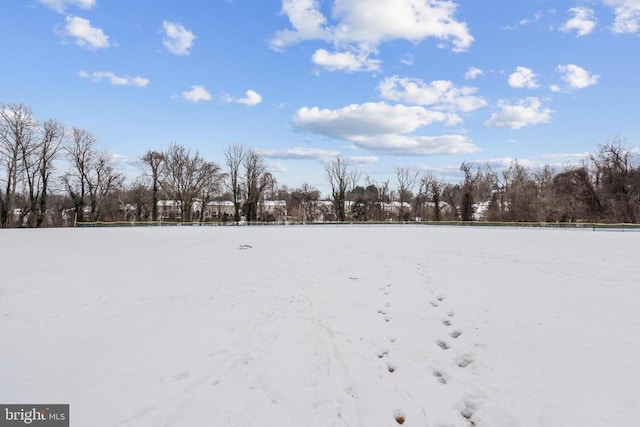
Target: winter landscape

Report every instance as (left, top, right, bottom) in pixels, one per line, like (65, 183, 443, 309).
(1, 225, 639, 426)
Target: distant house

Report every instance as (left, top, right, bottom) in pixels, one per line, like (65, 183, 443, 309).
(260, 200, 287, 221)
(157, 200, 183, 221)
(381, 201, 412, 216)
(203, 201, 235, 221)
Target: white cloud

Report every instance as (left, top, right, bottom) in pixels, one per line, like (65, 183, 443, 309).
(79, 71, 149, 87)
(557, 64, 599, 88)
(508, 66, 539, 89)
(378, 76, 487, 114)
(37, 0, 95, 13)
(550, 84, 562, 92)
(464, 67, 484, 80)
(162, 21, 196, 56)
(271, 0, 473, 72)
(181, 85, 212, 102)
(292, 102, 479, 156)
(351, 134, 480, 156)
(267, 161, 288, 173)
(236, 90, 263, 106)
(603, 0, 640, 33)
(560, 7, 597, 36)
(400, 53, 415, 66)
(484, 97, 553, 129)
(503, 10, 550, 30)
(261, 147, 340, 161)
(329, 0, 473, 51)
(223, 90, 264, 106)
(270, 0, 330, 50)
(519, 11, 544, 26)
(63, 16, 109, 50)
(293, 102, 447, 138)
(347, 156, 379, 165)
(312, 49, 381, 73)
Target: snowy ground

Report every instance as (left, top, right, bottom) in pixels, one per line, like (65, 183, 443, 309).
(1, 226, 639, 426)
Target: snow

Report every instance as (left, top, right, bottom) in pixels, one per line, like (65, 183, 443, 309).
(1, 226, 639, 426)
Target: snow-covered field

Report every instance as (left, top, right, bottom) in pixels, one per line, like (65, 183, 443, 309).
(1, 226, 639, 426)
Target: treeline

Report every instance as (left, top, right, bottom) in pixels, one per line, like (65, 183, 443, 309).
(1, 101, 639, 227)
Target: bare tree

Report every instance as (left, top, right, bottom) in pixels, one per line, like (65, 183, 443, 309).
(553, 165, 603, 222)
(63, 128, 123, 222)
(62, 128, 96, 222)
(325, 155, 358, 222)
(533, 164, 558, 221)
(162, 143, 222, 222)
(395, 166, 418, 221)
(0, 103, 36, 227)
(460, 162, 477, 221)
(418, 172, 444, 221)
(22, 119, 64, 227)
(198, 161, 225, 221)
(242, 148, 271, 222)
(224, 143, 245, 222)
(86, 151, 125, 221)
(141, 150, 165, 221)
(591, 138, 640, 223)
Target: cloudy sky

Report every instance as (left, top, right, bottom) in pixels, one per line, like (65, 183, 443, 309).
(2, 0, 639, 194)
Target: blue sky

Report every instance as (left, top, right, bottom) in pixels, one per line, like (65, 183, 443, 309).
(2, 0, 639, 195)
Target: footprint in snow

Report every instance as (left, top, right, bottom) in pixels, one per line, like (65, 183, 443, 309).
(172, 371, 189, 382)
(457, 356, 474, 368)
(436, 340, 449, 350)
(450, 330, 462, 339)
(376, 348, 389, 359)
(430, 301, 439, 307)
(393, 409, 406, 424)
(460, 400, 478, 425)
(442, 319, 452, 327)
(432, 370, 447, 384)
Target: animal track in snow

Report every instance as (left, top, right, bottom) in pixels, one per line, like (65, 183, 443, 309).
(238, 244, 253, 250)
(432, 370, 447, 384)
(384, 315, 392, 323)
(450, 330, 462, 339)
(447, 310, 455, 317)
(460, 400, 477, 426)
(393, 409, 406, 424)
(437, 295, 445, 301)
(376, 348, 389, 359)
(172, 371, 189, 382)
(457, 357, 473, 368)
(387, 362, 397, 373)
(442, 319, 452, 326)
(436, 340, 449, 350)
(430, 301, 439, 307)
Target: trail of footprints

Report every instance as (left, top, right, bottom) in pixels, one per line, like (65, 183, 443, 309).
(375, 264, 477, 425)
(376, 283, 406, 424)
(429, 292, 479, 425)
